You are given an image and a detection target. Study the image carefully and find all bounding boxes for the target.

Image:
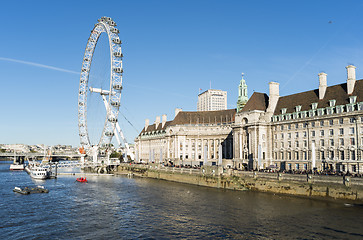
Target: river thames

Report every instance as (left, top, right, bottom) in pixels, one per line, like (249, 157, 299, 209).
(1, 161, 363, 239)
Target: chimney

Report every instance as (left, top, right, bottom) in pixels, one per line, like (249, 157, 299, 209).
(346, 65, 356, 95)
(145, 119, 149, 131)
(266, 82, 280, 113)
(155, 116, 160, 129)
(162, 114, 167, 127)
(318, 72, 327, 100)
(175, 108, 182, 117)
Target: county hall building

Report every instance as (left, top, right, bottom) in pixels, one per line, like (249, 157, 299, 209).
(135, 65, 363, 174)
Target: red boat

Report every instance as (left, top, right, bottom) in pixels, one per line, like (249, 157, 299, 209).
(76, 177, 87, 183)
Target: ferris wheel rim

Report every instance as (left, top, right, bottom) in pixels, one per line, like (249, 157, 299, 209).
(78, 16, 123, 150)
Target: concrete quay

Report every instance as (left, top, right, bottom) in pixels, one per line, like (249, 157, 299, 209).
(117, 163, 363, 203)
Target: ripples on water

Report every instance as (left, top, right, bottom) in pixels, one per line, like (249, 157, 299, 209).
(1, 161, 363, 239)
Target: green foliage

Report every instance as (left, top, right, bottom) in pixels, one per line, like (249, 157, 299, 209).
(110, 151, 122, 159)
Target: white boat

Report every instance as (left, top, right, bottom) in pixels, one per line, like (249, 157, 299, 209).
(10, 163, 25, 171)
(9, 151, 25, 171)
(29, 165, 49, 180)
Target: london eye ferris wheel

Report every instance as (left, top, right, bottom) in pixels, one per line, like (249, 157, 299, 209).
(78, 16, 123, 154)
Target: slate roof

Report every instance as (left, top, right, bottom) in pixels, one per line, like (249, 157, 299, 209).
(139, 109, 237, 136)
(240, 92, 269, 112)
(273, 79, 363, 115)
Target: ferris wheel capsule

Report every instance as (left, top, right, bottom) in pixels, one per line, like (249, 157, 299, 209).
(113, 67, 123, 73)
(113, 84, 122, 90)
(114, 52, 123, 58)
(112, 38, 121, 44)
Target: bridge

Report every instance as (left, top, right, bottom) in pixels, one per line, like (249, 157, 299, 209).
(0, 152, 83, 160)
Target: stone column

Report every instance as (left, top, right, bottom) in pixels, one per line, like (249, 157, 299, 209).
(188, 138, 193, 165)
(239, 133, 243, 160)
(214, 139, 217, 159)
(201, 139, 204, 161)
(195, 138, 198, 162)
(182, 138, 186, 160)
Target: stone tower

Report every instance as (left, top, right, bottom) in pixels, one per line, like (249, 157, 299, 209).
(237, 73, 248, 112)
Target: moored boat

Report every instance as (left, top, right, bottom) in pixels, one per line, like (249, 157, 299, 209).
(10, 163, 25, 171)
(30, 165, 49, 180)
(13, 186, 49, 194)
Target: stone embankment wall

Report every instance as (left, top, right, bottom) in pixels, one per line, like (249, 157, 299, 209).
(117, 164, 363, 203)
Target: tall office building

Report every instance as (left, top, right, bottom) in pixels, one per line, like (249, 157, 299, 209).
(197, 89, 227, 111)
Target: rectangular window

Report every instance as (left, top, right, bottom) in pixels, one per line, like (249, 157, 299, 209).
(329, 150, 334, 159)
(295, 123, 299, 129)
(303, 131, 307, 137)
(304, 140, 307, 147)
(339, 118, 344, 124)
(339, 128, 344, 135)
(340, 150, 344, 160)
(330, 139, 334, 146)
(288, 133, 291, 139)
(288, 152, 291, 160)
(295, 132, 299, 138)
(311, 131, 315, 137)
(329, 119, 334, 125)
(288, 141, 292, 148)
(349, 127, 355, 134)
(281, 142, 284, 148)
(350, 138, 355, 145)
(311, 122, 315, 127)
(295, 141, 299, 147)
(281, 152, 284, 159)
(329, 129, 334, 136)
(350, 117, 355, 123)
(320, 130, 324, 136)
(304, 152, 307, 160)
(281, 125, 284, 131)
(320, 139, 324, 146)
(295, 163, 299, 169)
(351, 150, 356, 160)
(288, 124, 291, 130)
(340, 138, 344, 146)
(295, 152, 299, 160)
(281, 133, 284, 139)
(321, 151, 325, 160)
(320, 120, 324, 126)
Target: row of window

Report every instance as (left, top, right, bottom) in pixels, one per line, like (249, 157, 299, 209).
(274, 127, 362, 140)
(274, 117, 363, 131)
(274, 137, 362, 148)
(274, 149, 360, 161)
(272, 101, 363, 122)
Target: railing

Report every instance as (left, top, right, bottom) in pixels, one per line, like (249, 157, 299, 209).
(120, 163, 363, 186)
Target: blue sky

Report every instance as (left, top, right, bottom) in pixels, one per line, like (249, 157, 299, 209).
(1, 0, 363, 147)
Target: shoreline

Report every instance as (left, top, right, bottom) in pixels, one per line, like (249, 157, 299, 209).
(116, 164, 363, 204)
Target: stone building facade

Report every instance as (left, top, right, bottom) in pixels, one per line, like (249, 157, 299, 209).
(233, 65, 363, 173)
(135, 65, 363, 174)
(135, 108, 236, 166)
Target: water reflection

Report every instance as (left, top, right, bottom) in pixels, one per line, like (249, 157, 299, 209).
(1, 161, 363, 239)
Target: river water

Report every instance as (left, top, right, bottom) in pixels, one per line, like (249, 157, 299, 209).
(1, 161, 363, 239)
